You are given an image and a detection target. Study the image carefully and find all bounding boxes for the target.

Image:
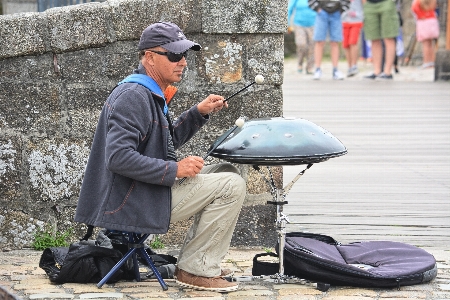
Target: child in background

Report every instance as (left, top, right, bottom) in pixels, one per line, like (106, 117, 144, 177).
(341, 0, 364, 77)
(411, 0, 439, 68)
(308, 0, 350, 80)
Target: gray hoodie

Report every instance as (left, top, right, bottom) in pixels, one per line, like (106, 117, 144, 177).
(74, 65, 208, 234)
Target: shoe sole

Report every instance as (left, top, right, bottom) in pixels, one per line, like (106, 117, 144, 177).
(175, 279, 239, 292)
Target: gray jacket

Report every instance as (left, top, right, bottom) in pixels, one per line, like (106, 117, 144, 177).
(74, 66, 208, 234)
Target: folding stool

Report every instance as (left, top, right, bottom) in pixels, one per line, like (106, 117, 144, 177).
(97, 232, 168, 291)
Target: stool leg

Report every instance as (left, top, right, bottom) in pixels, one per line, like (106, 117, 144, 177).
(138, 247, 168, 291)
(132, 251, 141, 281)
(129, 232, 144, 282)
(97, 248, 137, 288)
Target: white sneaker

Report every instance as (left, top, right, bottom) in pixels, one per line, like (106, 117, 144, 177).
(347, 66, 359, 77)
(333, 70, 344, 80)
(313, 69, 322, 80)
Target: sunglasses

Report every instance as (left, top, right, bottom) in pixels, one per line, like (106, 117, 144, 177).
(148, 50, 188, 62)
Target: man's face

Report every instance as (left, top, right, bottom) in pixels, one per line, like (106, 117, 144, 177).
(145, 47, 188, 85)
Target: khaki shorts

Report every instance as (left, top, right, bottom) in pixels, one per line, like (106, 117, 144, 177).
(363, 0, 399, 40)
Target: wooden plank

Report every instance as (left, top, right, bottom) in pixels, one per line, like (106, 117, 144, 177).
(281, 59, 450, 249)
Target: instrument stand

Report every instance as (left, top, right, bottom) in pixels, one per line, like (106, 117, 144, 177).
(226, 164, 330, 292)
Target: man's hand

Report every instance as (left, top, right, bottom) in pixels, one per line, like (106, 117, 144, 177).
(176, 156, 204, 178)
(197, 94, 227, 116)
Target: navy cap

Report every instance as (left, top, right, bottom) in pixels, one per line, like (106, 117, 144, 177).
(138, 22, 201, 53)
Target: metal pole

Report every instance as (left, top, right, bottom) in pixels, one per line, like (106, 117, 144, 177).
(276, 189, 286, 277)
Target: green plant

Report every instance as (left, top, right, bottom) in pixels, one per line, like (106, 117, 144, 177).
(149, 235, 164, 249)
(263, 247, 273, 253)
(31, 226, 73, 250)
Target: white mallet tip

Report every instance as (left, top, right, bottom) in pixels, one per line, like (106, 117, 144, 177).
(255, 74, 264, 84)
(235, 118, 245, 128)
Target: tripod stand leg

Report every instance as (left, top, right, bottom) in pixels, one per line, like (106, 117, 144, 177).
(278, 229, 286, 276)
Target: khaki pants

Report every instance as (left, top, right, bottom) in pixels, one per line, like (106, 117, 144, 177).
(171, 163, 246, 277)
(294, 25, 315, 71)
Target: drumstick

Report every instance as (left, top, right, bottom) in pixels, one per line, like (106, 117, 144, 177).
(178, 118, 245, 184)
(223, 75, 264, 103)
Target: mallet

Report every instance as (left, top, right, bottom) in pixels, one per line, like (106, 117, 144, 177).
(178, 118, 246, 184)
(223, 75, 265, 103)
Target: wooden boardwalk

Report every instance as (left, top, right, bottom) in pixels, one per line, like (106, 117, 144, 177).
(281, 59, 450, 248)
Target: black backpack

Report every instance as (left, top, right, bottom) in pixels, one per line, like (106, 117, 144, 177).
(39, 242, 124, 284)
(39, 229, 177, 283)
(253, 232, 437, 288)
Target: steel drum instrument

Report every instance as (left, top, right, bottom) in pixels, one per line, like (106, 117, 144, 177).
(209, 117, 347, 289)
(209, 117, 347, 165)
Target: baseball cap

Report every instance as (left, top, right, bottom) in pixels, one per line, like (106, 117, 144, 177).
(138, 22, 201, 53)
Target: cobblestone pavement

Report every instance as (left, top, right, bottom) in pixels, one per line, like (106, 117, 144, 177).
(0, 247, 449, 300)
(1, 60, 448, 299)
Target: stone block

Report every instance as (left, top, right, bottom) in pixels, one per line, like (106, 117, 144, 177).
(58, 48, 106, 81)
(0, 136, 22, 203)
(45, 2, 111, 52)
(0, 54, 56, 82)
(0, 210, 45, 250)
(195, 34, 284, 86)
(103, 42, 138, 79)
(26, 138, 90, 203)
(0, 12, 47, 59)
(232, 203, 277, 247)
(202, 0, 288, 33)
(107, 0, 202, 41)
(0, 81, 60, 134)
(57, 43, 137, 82)
(64, 82, 113, 136)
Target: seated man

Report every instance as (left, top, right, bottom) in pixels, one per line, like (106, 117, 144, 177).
(74, 22, 246, 292)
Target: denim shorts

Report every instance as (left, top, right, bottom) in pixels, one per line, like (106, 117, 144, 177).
(313, 10, 343, 42)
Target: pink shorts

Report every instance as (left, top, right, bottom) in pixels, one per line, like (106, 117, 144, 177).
(416, 18, 439, 42)
(342, 22, 363, 48)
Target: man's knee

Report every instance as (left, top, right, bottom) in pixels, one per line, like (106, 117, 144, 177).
(217, 173, 246, 205)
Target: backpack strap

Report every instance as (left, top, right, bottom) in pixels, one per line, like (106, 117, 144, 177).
(118, 74, 168, 115)
(80, 224, 95, 241)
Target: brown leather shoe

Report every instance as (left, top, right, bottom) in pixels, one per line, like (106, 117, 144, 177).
(175, 267, 238, 292)
(220, 268, 234, 277)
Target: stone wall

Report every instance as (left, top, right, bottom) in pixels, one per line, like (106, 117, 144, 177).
(0, 0, 287, 250)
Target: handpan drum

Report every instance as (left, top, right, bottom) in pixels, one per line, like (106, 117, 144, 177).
(209, 117, 347, 165)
